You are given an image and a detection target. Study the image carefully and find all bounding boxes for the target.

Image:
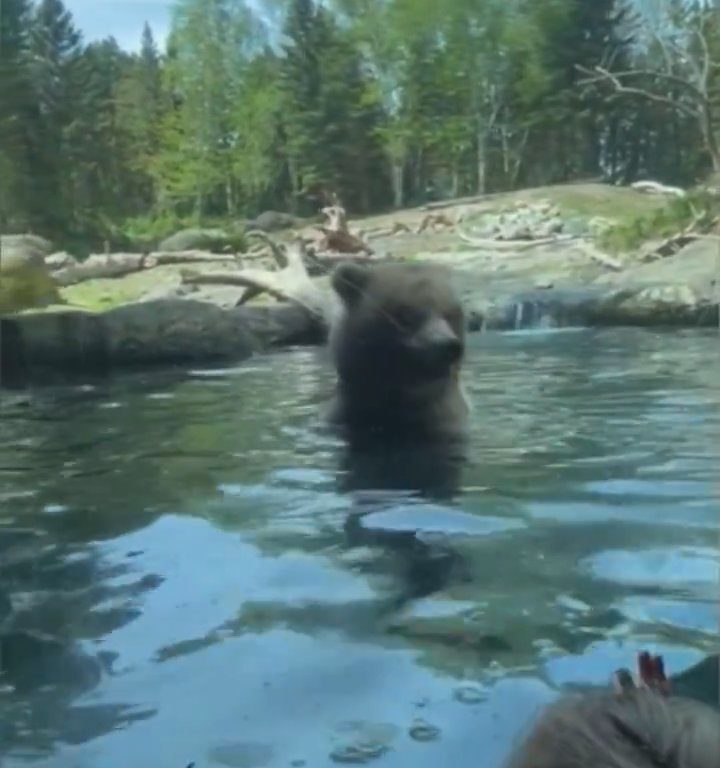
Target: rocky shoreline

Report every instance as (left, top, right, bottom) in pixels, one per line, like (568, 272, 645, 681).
(2, 185, 718, 388)
(3, 276, 717, 388)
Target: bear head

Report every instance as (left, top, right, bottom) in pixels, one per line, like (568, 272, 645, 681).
(328, 261, 467, 439)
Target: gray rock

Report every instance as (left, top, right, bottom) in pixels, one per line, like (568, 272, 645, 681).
(1, 234, 53, 261)
(252, 211, 298, 232)
(469, 284, 718, 332)
(233, 303, 326, 347)
(0, 298, 326, 386)
(158, 228, 239, 253)
(0, 236, 61, 313)
(104, 299, 257, 365)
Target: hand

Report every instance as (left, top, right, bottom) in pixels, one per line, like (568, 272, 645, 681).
(611, 651, 671, 696)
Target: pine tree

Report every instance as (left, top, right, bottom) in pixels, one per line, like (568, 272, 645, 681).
(524, 0, 636, 180)
(0, 0, 33, 229)
(115, 23, 163, 210)
(230, 48, 286, 211)
(65, 38, 134, 240)
(152, 0, 264, 217)
(280, 0, 334, 211)
(24, 0, 83, 237)
(318, 23, 387, 211)
(280, 0, 387, 212)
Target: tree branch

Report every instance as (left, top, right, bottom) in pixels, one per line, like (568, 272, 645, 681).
(576, 66, 703, 119)
(577, 65, 708, 102)
(695, 21, 711, 91)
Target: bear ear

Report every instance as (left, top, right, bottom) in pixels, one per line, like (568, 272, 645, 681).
(332, 262, 371, 306)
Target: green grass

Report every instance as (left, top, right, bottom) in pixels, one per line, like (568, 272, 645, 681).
(598, 189, 719, 254)
(121, 212, 250, 251)
(545, 185, 668, 220)
(60, 264, 184, 311)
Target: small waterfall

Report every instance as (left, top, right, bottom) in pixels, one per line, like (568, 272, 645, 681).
(510, 298, 563, 331)
(514, 301, 524, 330)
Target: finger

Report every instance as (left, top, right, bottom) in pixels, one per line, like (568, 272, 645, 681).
(612, 668, 636, 694)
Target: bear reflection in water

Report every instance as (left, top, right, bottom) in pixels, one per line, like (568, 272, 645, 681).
(326, 261, 471, 602)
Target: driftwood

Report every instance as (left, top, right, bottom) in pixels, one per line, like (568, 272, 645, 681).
(51, 250, 243, 286)
(631, 180, 687, 198)
(53, 253, 156, 286)
(45, 251, 78, 270)
(457, 231, 578, 251)
(422, 193, 490, 211)
(181, 238, 333, 322)
(151, 251, 240, 266)
(639, 215, 719, 262)
(575, 241, 624, 271)
(310, 203, 373, 255)
(361, 222, 411, 240)
(415, 213, 455, 234)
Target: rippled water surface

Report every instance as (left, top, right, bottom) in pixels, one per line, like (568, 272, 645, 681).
(1, 328, 719, 768)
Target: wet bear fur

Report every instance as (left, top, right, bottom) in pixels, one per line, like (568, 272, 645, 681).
(327, 261, 470, 447)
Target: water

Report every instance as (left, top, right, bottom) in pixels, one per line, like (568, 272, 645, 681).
(0, 328, 718, 767)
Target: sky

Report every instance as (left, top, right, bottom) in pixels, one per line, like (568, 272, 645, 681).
(65, 0, 671, 54)
(66, 0, 173, 52)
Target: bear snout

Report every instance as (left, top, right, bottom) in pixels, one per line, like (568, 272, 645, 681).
(407, 315, 464, 369)
(431, 335, 464, 367)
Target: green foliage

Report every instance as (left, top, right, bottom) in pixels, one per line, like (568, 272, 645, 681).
(121, 212, 247, 252)
(1, 0, 717, 251)
(599, 190, 720, 254)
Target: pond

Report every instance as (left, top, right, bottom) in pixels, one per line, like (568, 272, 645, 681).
(1, 328, 719, 768)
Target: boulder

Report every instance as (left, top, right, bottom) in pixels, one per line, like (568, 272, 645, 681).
(1, 234, 53, 259)
(234, 303, 326, 347)
(158, 228, 241, 254)
(0, 298, 324, 387)
(600, 284, 715, 326)
(467, 284, 718, 332)
(251, 210, 298, 232)
(0, 235, 62, 313)
(103, 298, 257, 365)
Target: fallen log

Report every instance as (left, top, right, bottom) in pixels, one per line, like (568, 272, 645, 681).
(415, 213, 455, 234)
(52, 251, 243, 286)
(575, 241, 624, 271)
(150, 251, 240, 266)
(457, 231, 578, 251)
(361, 222, 411, 240)
(53, 254, 156, 286)
(638, 216, 718, 262)
(422, 193, 490, 211)
(630, 180, 686, 198)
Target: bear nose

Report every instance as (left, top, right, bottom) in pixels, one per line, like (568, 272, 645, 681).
(433, 335, 463, 365)
(412, 316, 463, 365)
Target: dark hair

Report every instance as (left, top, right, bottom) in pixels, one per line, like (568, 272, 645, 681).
(506, 689, 720, 768)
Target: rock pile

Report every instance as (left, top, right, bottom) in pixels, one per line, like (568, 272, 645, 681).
(468, 201, 565, 240)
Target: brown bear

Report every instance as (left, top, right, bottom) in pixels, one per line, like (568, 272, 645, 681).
(327, 260, 470, 446)
(327, 261, 471, 608)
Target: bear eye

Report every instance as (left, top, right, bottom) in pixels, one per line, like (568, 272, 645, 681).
(393, 305, 422, 330)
